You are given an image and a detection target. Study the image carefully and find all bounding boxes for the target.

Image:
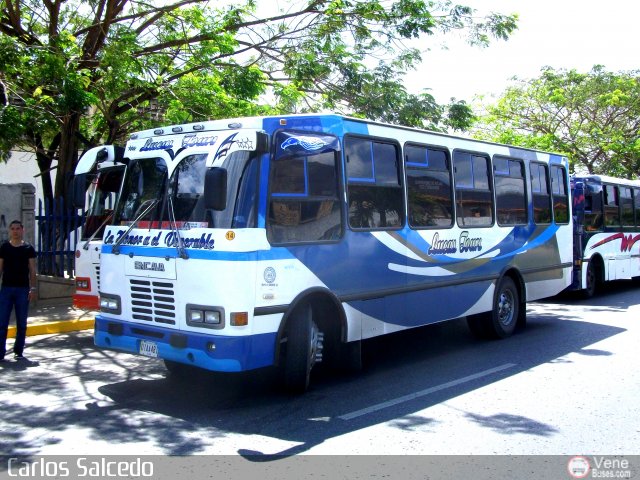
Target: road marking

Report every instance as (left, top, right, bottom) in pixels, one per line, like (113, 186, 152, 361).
(338, 363, 517, 421)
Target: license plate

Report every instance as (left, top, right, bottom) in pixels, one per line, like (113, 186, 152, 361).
(139, 340, 158, 358)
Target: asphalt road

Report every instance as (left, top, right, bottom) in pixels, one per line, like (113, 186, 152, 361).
(1, 280, 639, 460)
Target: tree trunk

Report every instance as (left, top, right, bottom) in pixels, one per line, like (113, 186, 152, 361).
(36, 152, 54, 201)
(34, 133, 59, 202)
(54, 113, 81, 202)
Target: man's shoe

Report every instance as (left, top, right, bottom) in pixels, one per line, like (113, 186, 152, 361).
(14, 354, 25, 360)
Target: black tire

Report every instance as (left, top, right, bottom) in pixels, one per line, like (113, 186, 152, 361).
(282, 305, 323, 393)
(490, 277, 519, 338)
(583, 261, 598, 298)
(467, 277, 520, 339)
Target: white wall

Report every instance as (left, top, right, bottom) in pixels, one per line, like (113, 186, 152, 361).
(0, 151, 56, 209)
(0, 151, 62, 248)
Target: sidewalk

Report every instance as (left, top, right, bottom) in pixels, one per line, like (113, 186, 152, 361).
(6, 298, 98, 338)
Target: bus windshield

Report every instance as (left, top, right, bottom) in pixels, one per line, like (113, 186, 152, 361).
(116, 157, 168, 224)
(82, 165, 126, 240)
(114, 151, 259, 229)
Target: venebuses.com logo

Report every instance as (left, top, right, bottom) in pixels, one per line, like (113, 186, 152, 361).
(568, 457, 590, 478)
(568, 456, 633, 479)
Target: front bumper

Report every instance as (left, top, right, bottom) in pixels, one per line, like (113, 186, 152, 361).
(94, 316, 277, 372)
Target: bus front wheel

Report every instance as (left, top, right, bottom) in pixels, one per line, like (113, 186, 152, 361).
(282, 305, 324, 393)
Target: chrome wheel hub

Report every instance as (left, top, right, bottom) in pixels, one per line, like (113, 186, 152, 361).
(309, 321, 324, 366)
(497, 290, 515, 326)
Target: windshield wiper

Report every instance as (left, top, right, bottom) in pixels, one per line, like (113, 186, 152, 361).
(82, 211, 114, 250)
(111, 199, 158, 255)
(167, 195, 189, 260)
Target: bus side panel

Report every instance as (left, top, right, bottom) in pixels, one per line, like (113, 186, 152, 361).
(354, 279, 495, 339)
(583, 232, 640, 281)
(73, 240, 102, 310)
(282, 221, 570, 337)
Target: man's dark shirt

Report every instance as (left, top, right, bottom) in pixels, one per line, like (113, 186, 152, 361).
(0, 241, 36, 288)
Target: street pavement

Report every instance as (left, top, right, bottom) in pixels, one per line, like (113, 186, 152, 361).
(1, 282, 639, 460)
(5, 298, 97, 339)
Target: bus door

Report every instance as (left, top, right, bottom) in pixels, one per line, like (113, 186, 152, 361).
(571, 180, 586, 289)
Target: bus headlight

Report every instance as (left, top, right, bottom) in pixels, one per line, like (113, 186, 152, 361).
(189, 310, 203, 323)
(99, 294, 121, 314)
(186, 305, 224, 329)
(204, 311, 221, 324)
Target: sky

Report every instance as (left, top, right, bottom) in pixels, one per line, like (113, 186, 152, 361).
(404, 0, 640, 103)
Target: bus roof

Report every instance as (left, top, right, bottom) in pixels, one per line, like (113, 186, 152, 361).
(127, 113, 568, 159)
(573, 174, 640, 188)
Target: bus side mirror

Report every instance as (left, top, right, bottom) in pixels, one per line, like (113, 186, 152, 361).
(204, 168, 227, 211)
(72, 174, 87, 209)
(256, 131, 269, 154)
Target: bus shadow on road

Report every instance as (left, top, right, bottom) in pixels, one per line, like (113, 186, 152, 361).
(2, 285, 633, 457)
(85, 291, 631, 457)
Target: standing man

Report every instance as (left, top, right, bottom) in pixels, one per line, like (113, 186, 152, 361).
(0, 220, 37, 361)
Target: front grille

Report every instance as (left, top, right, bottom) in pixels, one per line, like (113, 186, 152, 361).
(129, 279, 176, 325)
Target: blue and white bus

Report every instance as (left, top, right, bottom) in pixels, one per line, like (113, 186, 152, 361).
(570, 174, 640, 297)
(94, 114, 573, 392)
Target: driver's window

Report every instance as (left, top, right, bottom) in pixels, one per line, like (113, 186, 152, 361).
(267, 132, 342, 244)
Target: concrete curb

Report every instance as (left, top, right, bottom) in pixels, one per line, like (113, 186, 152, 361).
(7, 319, 95, 338)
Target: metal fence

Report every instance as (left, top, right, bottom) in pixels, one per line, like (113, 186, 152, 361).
(35, 198, 84, 278)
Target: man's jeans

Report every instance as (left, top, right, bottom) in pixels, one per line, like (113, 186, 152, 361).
(0, 286, 30, 358)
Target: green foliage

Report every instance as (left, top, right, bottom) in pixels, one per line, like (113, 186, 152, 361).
(473, 66, 640, 178)
(160, 70, 275, 125)
(1, 0, 518, 199)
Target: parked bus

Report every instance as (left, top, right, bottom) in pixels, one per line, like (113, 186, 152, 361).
(570, 174, 640, 297)
(72, 146, 127, 310)
(94, 114, 573, 392)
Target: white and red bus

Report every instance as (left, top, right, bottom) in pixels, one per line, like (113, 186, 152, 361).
(570, 174, 640, 297)
(72, 146, 127, 310)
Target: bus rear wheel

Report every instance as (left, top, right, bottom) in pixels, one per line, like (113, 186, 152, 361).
(583, 261, 598, 298)
(282, 305, 324, 393)
(467, 277, 519, 339)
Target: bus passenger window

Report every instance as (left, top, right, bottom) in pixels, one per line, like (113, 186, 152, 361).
(620, 187, 633, 227)
(635, 189, 640, 226)
(453, 151, 493, 227)
(405, 145, 453, 229)
(603, 184, 620, 228)
(346, 137, 404, 230)
(551, 165, 569, 224)
(494, 157, 527, 226)
(583, 190, 603, 231)
(530, 163, 552, 224)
